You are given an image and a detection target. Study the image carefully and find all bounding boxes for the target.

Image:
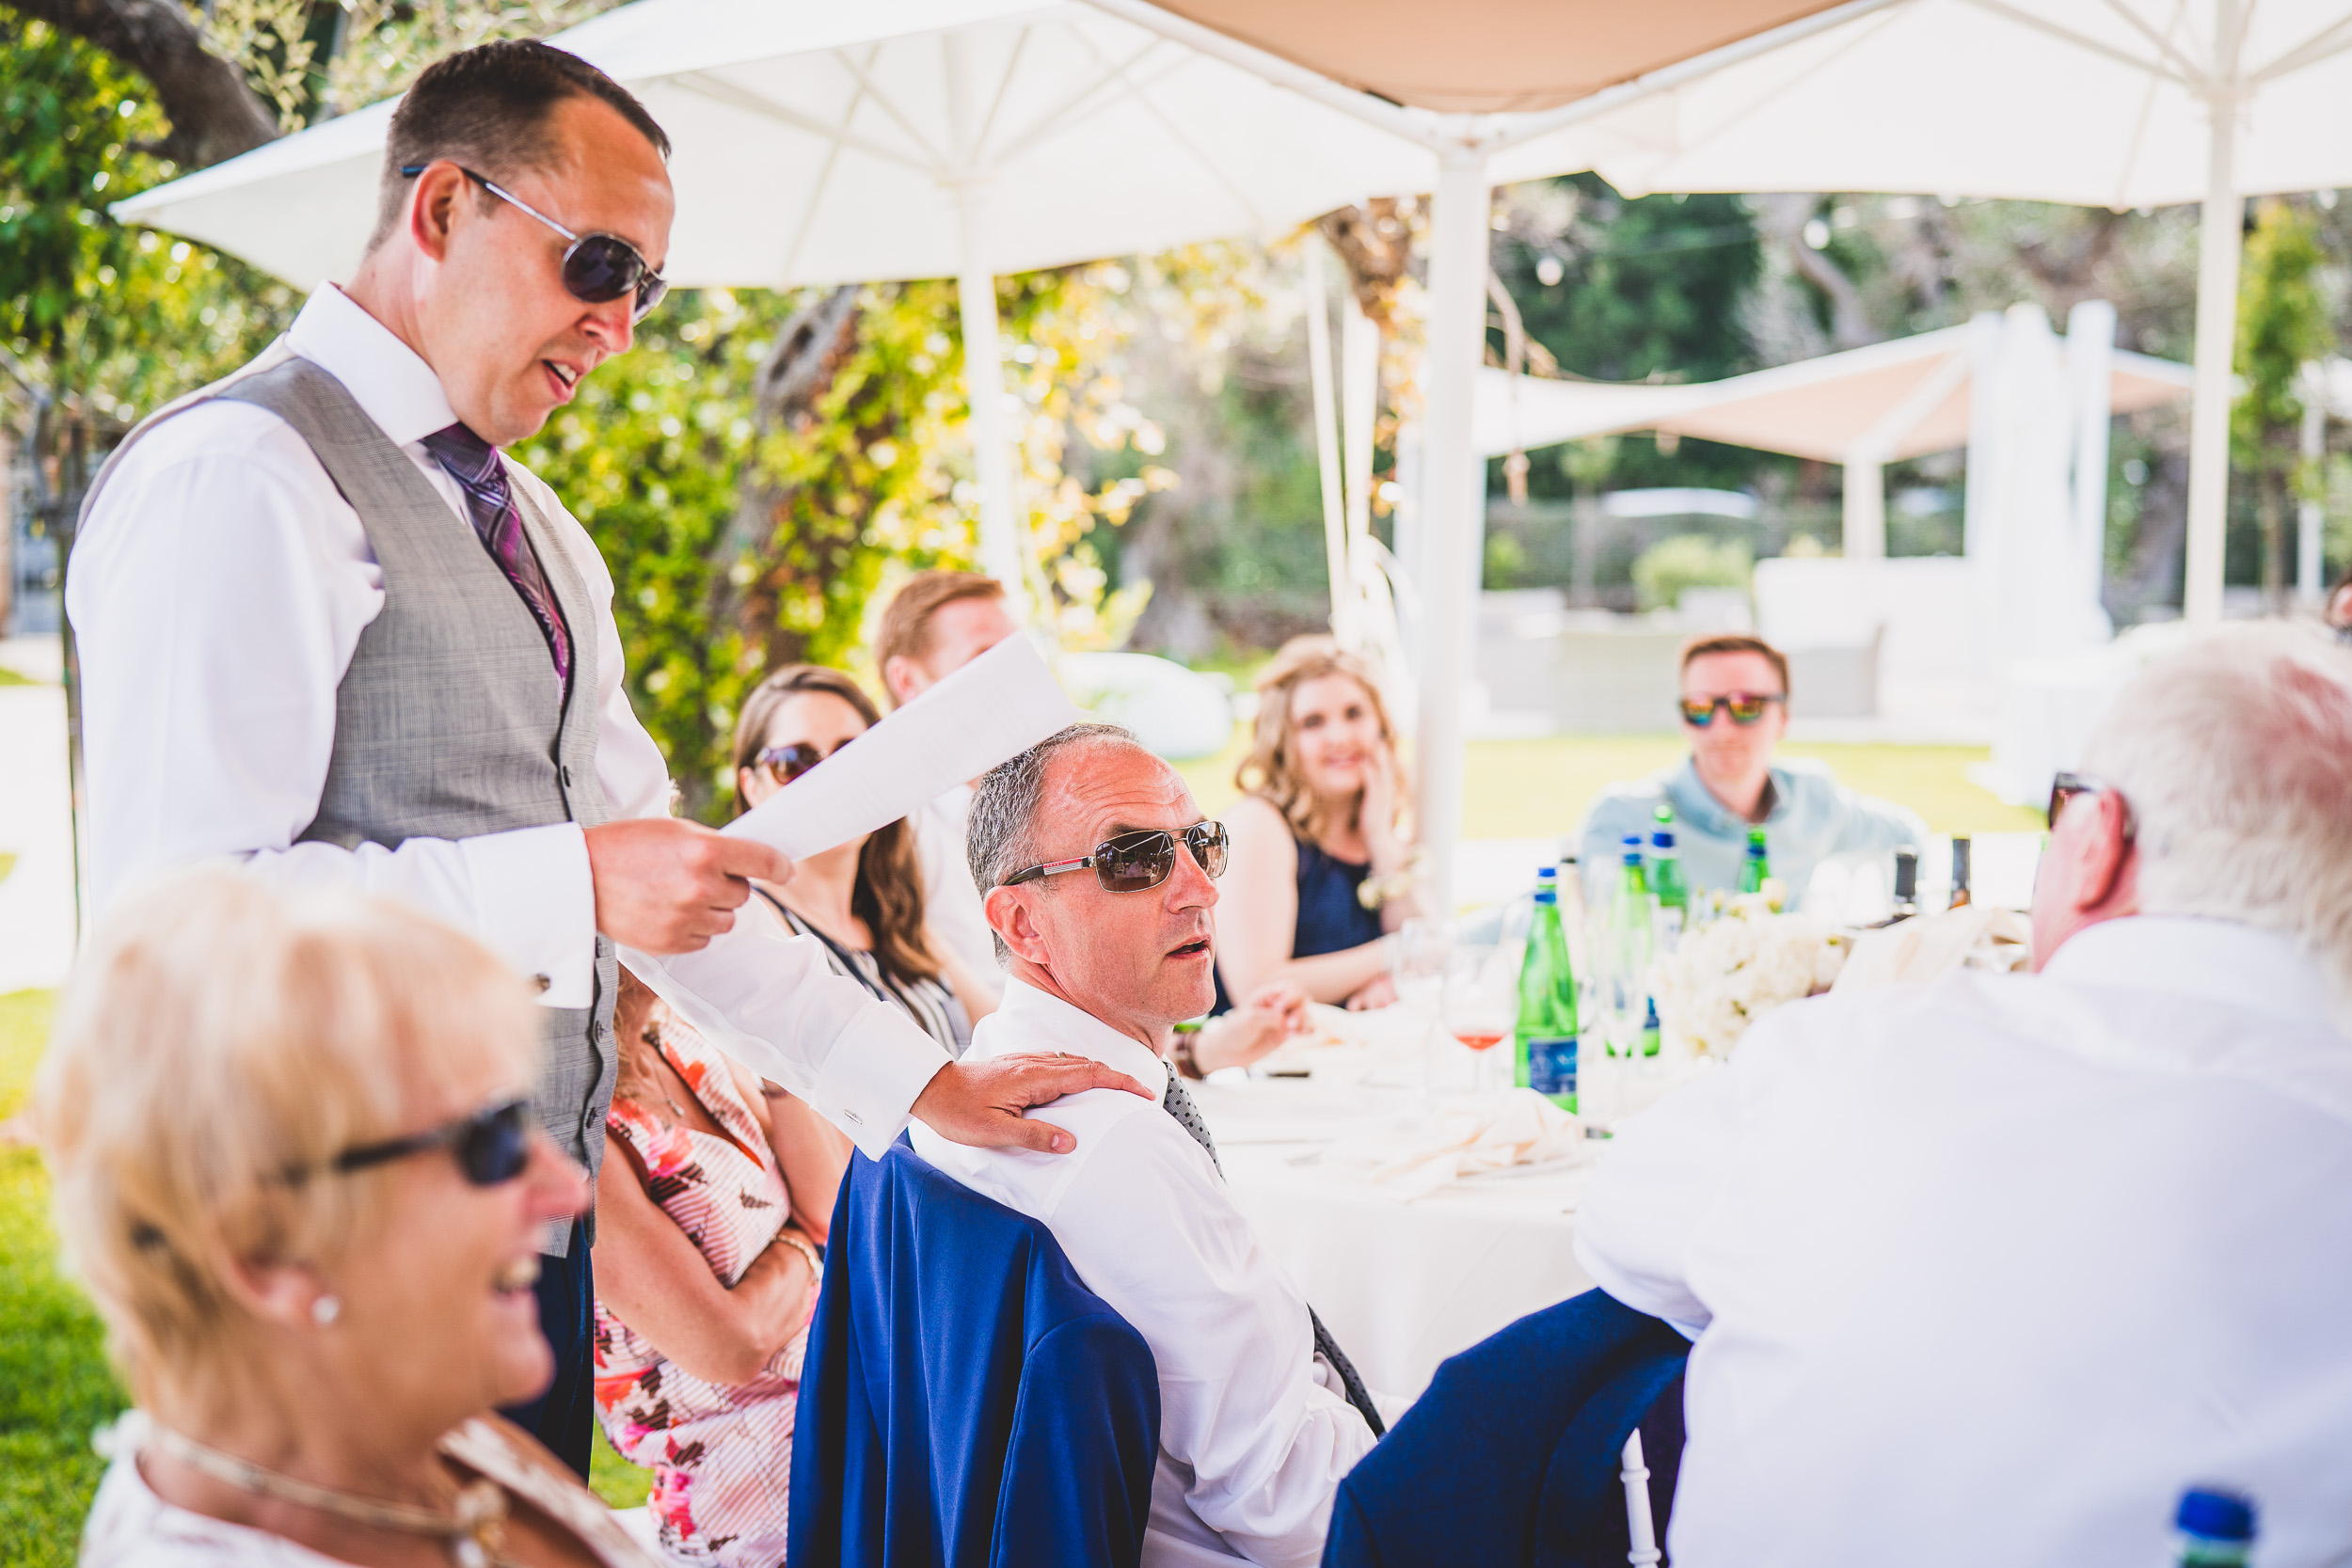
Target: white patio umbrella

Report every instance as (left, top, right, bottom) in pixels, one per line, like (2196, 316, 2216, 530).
(110, 0, 1436, 593)
(1482, 0, 2352, 628)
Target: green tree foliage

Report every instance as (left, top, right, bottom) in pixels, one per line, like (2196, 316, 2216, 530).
(0, 11, 293, 490)
(516, 270, 1160, 821)
(1493, 178, 1766, 501)
(2232, 198, 2331, 603)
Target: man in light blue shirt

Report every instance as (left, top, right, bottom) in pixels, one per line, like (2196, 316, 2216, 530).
(1577, 634, 1924, 905)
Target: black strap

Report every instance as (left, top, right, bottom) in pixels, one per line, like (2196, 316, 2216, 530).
(755, 888, 895, 1008)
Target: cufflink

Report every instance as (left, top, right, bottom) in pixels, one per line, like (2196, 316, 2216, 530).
(532, 974, 552, 994)
(843, 1108, 865, 1126)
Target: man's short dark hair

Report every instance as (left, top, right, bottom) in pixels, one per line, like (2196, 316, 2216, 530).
(1679, 632, 1791, 696)
(369, 40, 670, 251)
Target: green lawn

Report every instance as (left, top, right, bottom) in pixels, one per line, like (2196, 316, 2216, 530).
(0, 667, 34, 687)
(1176, 733, 2044, 839)
(0, 989, 121, 1568)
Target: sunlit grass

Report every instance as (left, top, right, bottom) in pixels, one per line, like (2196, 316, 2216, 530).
(0, 989, 121, 1568)
(1174, 731, 2042, 839)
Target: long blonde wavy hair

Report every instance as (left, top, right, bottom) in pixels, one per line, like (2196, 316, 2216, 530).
(1234, 636, 1408, 847)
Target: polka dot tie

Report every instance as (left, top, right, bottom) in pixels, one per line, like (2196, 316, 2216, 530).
(1162, 1071, 1386, 1437)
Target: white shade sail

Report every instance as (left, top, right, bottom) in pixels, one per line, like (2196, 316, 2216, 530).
(1472, 325, 2194, 462)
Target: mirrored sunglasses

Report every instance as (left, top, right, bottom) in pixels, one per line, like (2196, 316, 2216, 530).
(755, 737, 852, 785)
(328, 1097, 535, 1188)
(1679, 692, 1784, 727)
(402, 163, 670, 323)
(1003, 822, 1230, 893)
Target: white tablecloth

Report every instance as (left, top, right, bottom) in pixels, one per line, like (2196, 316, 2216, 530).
(1191, 1077, 1596, 1402)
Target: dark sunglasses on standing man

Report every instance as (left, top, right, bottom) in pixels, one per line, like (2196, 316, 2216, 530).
(319, 1096, 536, 1188)
(1678, 691, 1785, 727)
(401, 163, 670, 323)
(1002, 821, 1230, 892)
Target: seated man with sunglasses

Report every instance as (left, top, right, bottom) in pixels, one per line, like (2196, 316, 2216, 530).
(1576, 633, 1924, 906)
(1569, 625, 2352, 1567)
(912, 723, 1387, 1568)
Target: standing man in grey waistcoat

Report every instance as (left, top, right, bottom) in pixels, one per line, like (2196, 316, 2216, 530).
(68, 41, 1143, 1478)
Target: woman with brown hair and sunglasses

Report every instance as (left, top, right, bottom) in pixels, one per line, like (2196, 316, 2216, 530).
(728, 664, 993, 1052)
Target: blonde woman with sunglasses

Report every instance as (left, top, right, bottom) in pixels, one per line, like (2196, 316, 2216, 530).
(1574, 633, 1924, 907)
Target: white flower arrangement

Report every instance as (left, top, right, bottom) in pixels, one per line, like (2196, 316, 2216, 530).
(1652, 892, 1852, 1061)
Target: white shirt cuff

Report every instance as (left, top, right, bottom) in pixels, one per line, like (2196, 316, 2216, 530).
(813, 1002, 954, 1160)
(458, 822, 596, 1007)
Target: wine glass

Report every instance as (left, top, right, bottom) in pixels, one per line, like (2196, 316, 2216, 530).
(1441, 942, 1518, 1095)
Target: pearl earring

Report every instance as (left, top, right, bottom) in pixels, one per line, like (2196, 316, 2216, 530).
(311, 1294, 342, 1326)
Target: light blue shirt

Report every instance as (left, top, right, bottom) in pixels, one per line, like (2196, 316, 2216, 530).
(1576, 756, 1927, 906)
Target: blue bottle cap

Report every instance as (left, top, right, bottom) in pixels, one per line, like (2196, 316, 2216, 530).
(1651, 830, 1676, 850)
(1622, 849, 1643, 865)
(2176, 1488, 2256, 1543)
(1622, 834, 1643, 847)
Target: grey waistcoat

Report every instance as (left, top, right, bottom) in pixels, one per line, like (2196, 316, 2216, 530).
(196, 356, 613, 1254)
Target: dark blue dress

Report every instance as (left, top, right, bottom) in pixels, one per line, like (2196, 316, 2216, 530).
(1213, 835, 1386, 1014)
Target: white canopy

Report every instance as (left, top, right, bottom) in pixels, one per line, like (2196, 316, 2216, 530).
(110, 0, 1436, 588)
(1480, 0, 2352, 629)
(1473, 324, 2194, 464)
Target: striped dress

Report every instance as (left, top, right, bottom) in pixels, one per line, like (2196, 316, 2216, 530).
(592, 1022, 812, 1568)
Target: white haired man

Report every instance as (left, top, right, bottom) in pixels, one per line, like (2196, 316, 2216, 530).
(1574, 624, 2352, 1567)
(912, 724, 1383, 1568)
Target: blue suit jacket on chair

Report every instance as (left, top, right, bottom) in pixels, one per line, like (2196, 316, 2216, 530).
(1321, 1289, 1690, 1568)
(788, 1139, 1161, 1568)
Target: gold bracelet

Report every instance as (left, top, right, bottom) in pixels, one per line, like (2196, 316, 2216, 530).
(1357, 864, 1418, 911)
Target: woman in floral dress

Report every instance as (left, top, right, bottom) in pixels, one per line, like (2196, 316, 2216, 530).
(591, 972, 852, 1567)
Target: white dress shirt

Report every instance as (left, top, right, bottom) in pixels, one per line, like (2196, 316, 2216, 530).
(68, 284, 948, 1157)
(911, 980, 1376, 1568)
(914, 784, 1002, 1003)
(1575, 915, 2352, 1568)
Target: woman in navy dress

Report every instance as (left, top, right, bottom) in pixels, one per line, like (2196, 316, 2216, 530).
(1216, 637, 1421, 1012)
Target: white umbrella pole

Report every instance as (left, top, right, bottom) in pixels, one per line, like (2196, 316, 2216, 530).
(1841, 456, 1885, 560)
(2183, 84, 2243, 627)
(1302, 240, 1353, 642)
(955, 201, 1024, 600)
(1415, 146, 1491, 918)
(2299, 392, 2326, 604)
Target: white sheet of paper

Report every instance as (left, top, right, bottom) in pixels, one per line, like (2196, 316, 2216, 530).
(722, 633, 1082, 861)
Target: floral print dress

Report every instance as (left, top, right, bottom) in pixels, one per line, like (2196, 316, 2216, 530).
(594, 1022, 816, 1568)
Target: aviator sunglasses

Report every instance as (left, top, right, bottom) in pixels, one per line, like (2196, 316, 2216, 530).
(755, 737, 852, 785)
(1679, 691, 1785, 727)
(323, 1097, 535, 1187)
(401, 164, 670, 323)
(1002, 821, 1230, 893)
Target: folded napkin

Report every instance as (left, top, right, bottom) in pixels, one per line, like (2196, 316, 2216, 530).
(1322, 1089, 1586, 1201)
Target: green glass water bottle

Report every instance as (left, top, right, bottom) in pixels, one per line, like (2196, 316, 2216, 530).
(1740, 825, 1771, 893)
(1515, 866, 1580, 1112)
(1648, 809, 1688, 953)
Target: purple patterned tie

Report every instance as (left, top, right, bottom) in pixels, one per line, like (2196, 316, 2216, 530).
(421, 422, 572, 687)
